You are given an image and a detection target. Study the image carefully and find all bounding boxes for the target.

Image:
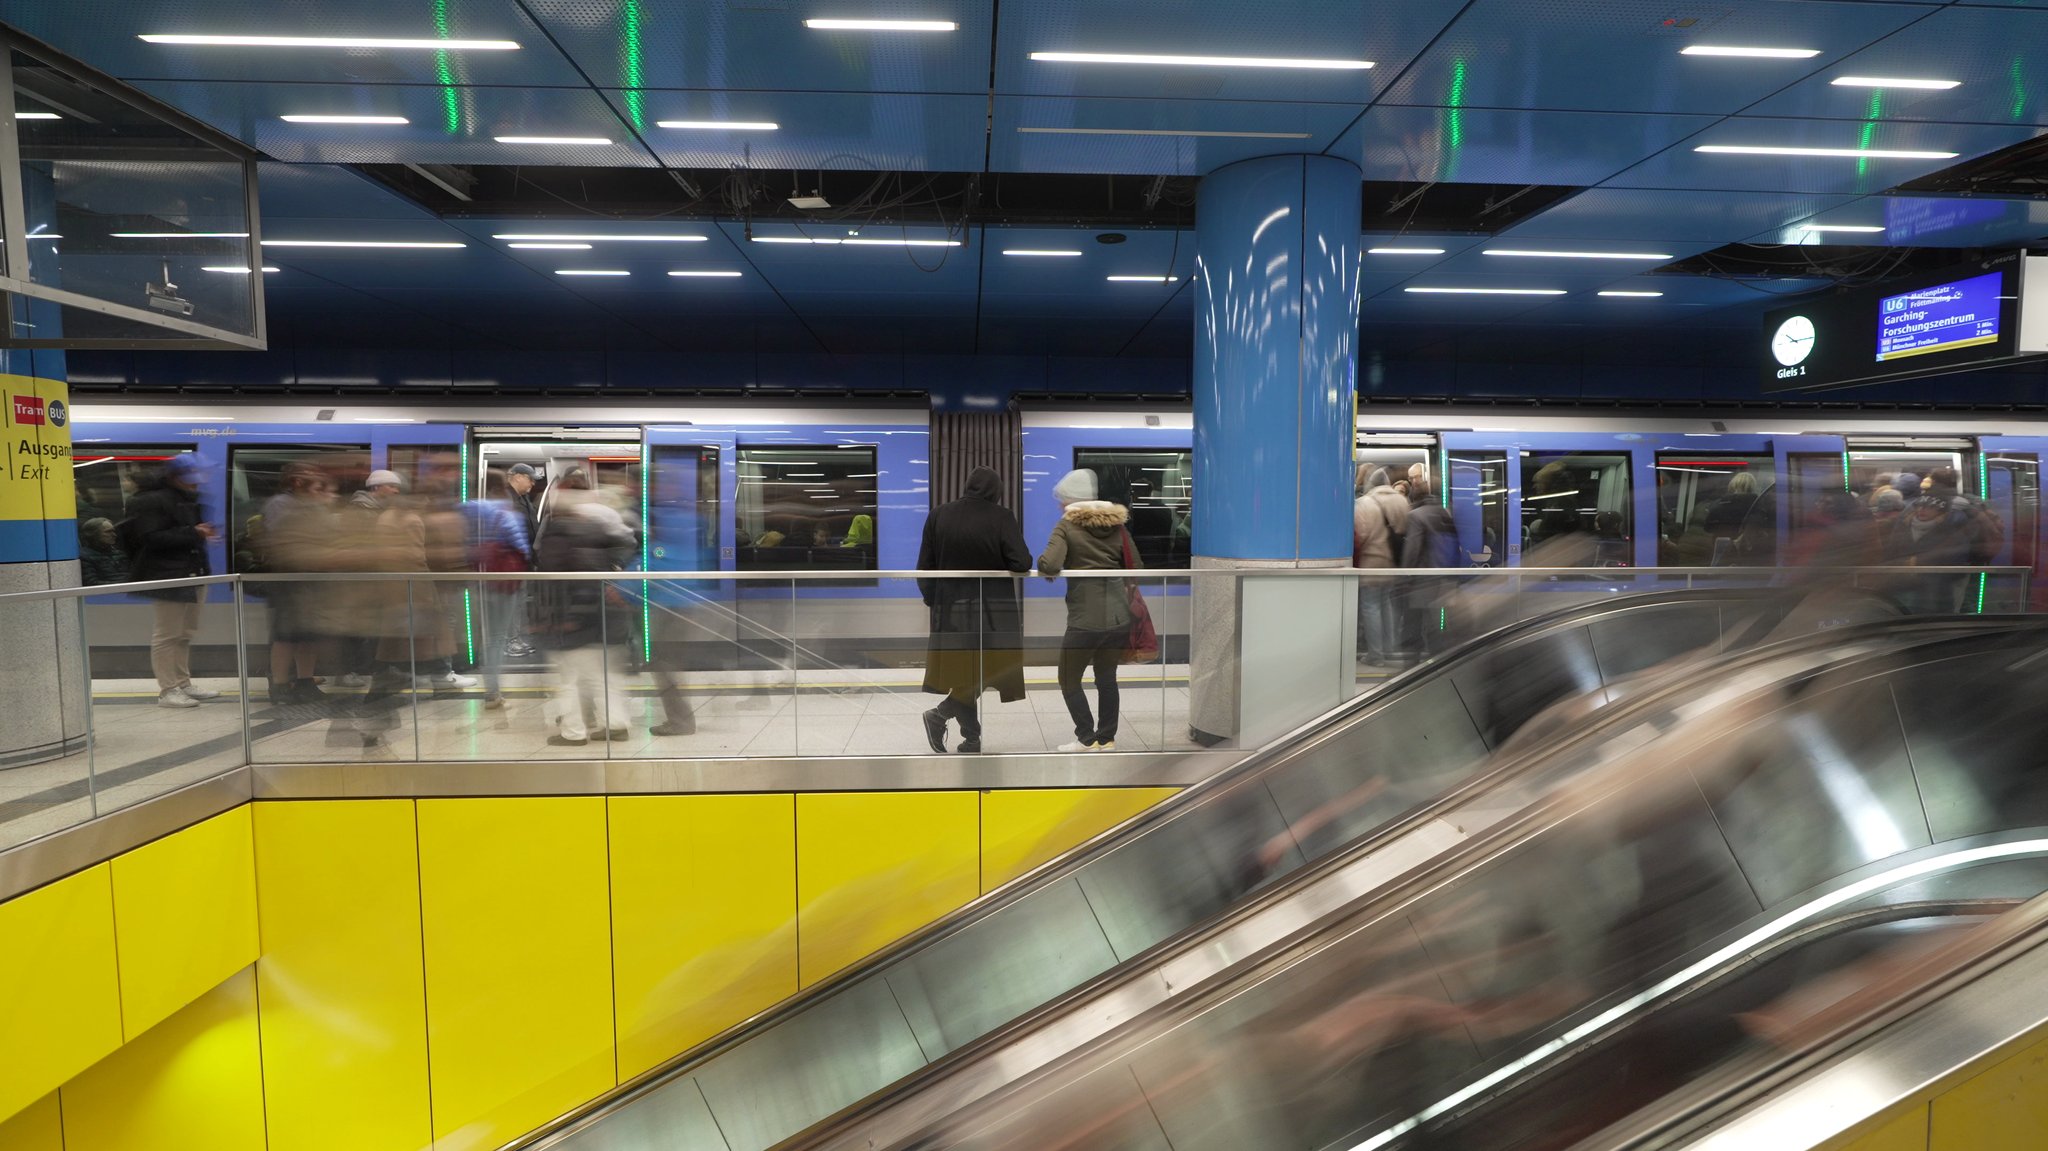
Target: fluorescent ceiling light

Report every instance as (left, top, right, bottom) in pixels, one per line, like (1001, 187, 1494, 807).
(200, 266, 280, 273)
(261, 240, 465, 248)
(1368, 247, 1447, 256)
(27, 233, 62, 240)
(1696, 144, 1957, 159)
(1484, 248, 1673, 260)
(751, 236, 962, 247)
(1017, 126, 1312, 139)
(507, 242, 591, 250)
(555, 269, 631, 276)
(1831, 76, 1960, 91)
(1405, 286, 1567, 296)
(1679, 45, 1820, 59)
(281, 114, 409, 124)
(14, 111, 60, 120)
(1598, 290, 1663, 298)
(491, 233, 706, 243)
(1003, 249, 1083, 257)
(656, 120, 779, 130)
(1107, 275, 1179, 282)
(111, 231, 249, 238)
(494, 135, 610, 146)
(139, 34, 520, 50)
(1031, 51, 1371, 70)
(668, 270, 743, 277)
(804, 19, 958, 31)
(1801, 224, 1886, 233)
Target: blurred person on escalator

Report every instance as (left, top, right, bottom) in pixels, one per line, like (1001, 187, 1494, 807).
(1355, 465, 1410, 670)
(919, 466, 1032, 754)
(1038, 468, 1134, 753)
(123, 456, 220, 708)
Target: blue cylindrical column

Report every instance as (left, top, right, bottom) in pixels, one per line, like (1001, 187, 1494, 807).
(1193, 154, 1360, 564)
(1188, 155, 1361, 744)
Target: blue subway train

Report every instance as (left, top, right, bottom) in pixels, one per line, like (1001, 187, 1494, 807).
(65, 400, 2048, 635)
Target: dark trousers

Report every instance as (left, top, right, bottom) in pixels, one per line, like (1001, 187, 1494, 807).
(1058, 627, 1123, 743)
(933, 694, 981, 738)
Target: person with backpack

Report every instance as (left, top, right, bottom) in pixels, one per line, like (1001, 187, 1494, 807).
(122, 456, 220, 708)
(1037, 468, 1135, 753)
(1353, 465, 1409, 669)
(1399, 475, 1463, 661)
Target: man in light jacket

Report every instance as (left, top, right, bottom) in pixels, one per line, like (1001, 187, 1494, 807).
(1354, 465, 1410, 668)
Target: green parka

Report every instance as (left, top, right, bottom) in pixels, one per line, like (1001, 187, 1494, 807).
(1038, 500, 1135, 633)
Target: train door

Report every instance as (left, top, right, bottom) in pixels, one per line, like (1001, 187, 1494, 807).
(1977, 436, 2043, 611)
(70, 443, 195, 585)
(225, 443, 368, 573)
(1353, 432, 1439, 559)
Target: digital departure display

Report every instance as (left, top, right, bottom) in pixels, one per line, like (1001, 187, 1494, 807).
(1876, 271, 2005, 362)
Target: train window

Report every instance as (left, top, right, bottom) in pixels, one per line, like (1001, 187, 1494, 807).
(227, 445, 366, 573)
(386, 446, 464, 499)
(1448, 452, 1508, 567)
(1656, 453, 1777, 566)
(650, 446, 722, 571)
(736, 445, 878, 571)
(1073, 448, 1191, 568)
(73, 445, 194, 585)
(1519, 451, 1633, 567)
(1985, 454, 2040, 571)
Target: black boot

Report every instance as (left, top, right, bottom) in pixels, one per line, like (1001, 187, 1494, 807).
(921, 708, 948, 753)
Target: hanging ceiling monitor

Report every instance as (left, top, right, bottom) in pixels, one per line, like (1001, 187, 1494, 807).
(1761, 252, 2048, 392)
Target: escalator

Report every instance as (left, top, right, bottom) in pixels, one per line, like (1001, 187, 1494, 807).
(823, 619, 2047, 1151)
(508, 586, 1907, 1151)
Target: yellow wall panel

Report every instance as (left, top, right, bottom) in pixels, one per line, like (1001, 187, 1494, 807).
(110, 807, 258, 1039)
(1827, 1103, 1928, 1151)
(61, 967, 265, 1151)
(610, 794, 798, 1080)
(0, 864, 121, 1122)
(1932, 1032, 2048, 1151)
(417, 797, 616, 1151)
(980, 788, 1179, 892)
(0, 1094, 62, 1151)
(254, 800, 433, 1151)
(797, 791, 979, 987)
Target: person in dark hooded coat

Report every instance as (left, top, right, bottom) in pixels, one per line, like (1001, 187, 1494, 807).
(918, 466, 1032, 753)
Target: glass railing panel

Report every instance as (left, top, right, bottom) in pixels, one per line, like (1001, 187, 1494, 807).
(601, 575, 798, 759)
(0, 582, 93, 850)
(83, 579, 248, 811)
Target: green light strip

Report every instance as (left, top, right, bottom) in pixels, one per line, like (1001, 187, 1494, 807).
(623, 0, 646, 130)
(464, 589, 476, 665)
(641, 441, 652, 664)
(436, 0, 460, 133)
(1841, 452, 1851, 491)
(1446, 58, 1466, 180)
(1977, 452, 1992, 615)
(2014, 58, 2028, 122)
(1857, 90, 1882, 179)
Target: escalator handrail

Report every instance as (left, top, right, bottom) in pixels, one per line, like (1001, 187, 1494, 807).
(828, 619, 2047, 1151)
(500, 587, 1808, 1149)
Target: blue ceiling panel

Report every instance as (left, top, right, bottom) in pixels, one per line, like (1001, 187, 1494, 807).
(524, 0, 994, 94)
(1333, 107, 1720, 186)
(131, 80, 654, 166)
(1501, 188, 1861, 243)
(989, 96, 1362, 175)
(615, 91, 985, 171)
(254, 163, 435, 221)
(3, 0, 584, 86)
(1744, 6, 2048, 125)
(1601, 118, 2046, 193)
(1757, 194, 2048, 246)
(1374, 0, 1933, 116)
(980, 227, 1193, 298)
(992, 0, 1458, 103)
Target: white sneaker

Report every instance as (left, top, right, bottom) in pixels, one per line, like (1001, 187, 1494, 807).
(181, 684, 221, 700)
(419, 671, 480, 689)
(1056, 740, 1098, 753)
(338, 672, 370, 688)
(1094, 739, 1116, 751)
(158, 688, 199, 709)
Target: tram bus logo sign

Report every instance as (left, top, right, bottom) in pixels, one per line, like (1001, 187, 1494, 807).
(11, 395, 45, 425)
(45, 400, 66, 428)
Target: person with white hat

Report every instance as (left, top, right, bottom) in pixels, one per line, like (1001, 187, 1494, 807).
(1037, 468, 1134, 752)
